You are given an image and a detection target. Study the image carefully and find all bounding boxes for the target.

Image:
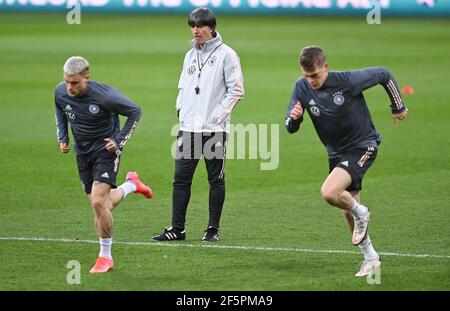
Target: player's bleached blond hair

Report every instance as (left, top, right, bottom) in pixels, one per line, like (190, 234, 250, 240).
(63, 56, 89, 76)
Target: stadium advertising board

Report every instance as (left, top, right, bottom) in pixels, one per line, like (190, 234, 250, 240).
(0, 0, 449, 15)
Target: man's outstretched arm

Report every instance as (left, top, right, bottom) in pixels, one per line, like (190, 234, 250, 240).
(348, 67, 408, 125)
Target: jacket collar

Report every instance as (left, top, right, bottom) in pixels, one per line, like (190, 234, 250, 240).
(190, 32, 223, 52)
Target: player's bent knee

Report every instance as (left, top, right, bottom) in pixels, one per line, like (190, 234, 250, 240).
(91, 197, 107, 213)
(320, 187, 339, 205)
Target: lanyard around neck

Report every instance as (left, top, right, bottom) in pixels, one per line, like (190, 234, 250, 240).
(195, 43, 223, 95)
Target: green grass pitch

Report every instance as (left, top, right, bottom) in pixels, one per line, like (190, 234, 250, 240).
(0, 13, 449, 291)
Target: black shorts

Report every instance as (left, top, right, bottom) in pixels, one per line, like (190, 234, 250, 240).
(76, 149, 121, 194)
(328, 146, 377, 192)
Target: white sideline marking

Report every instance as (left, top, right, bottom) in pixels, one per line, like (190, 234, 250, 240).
(0, 236, 449, 259)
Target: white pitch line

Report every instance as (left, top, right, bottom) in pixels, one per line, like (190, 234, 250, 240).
(0, 236, 449, 259)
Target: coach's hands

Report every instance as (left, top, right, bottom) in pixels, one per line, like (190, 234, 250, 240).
(392, 107, 408, 126)
(104, 138, 118, 152)
(59, 142, 70, 153)
(290, 101, 304, 120)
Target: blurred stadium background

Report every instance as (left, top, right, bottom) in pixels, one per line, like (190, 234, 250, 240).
(0, 0, 449, 290)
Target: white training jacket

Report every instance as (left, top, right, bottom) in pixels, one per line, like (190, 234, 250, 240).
(176, 32, 244, 133)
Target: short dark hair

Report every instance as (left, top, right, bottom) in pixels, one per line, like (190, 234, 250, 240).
(299, 46, 327, 71)
(188, 7, 217, 37)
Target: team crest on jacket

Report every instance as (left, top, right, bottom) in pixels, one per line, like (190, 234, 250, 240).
(310, 106, 320, 117)
(188, 65, 196, 75)
(333, 91, 345, 106)
(89, 104, 99, 114)
(208, 55, 217, 67)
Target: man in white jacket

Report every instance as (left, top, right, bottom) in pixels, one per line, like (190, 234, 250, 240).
(152, 7, 244, 242)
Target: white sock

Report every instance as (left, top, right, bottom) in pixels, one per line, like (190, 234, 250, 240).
(358, 235, 379, 261)
(99, 238, 113, 259)
(350, 200, 368, 218)
(118, 181, 136, 198)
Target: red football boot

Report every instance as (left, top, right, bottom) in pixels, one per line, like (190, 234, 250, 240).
(126, 171, 153, 199)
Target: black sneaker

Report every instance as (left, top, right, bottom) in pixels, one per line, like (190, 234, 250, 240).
(152, 226, 186, 241)
(202, 226, 219, 242)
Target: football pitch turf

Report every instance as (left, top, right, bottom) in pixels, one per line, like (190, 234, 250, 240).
(0, 13, 449, 291)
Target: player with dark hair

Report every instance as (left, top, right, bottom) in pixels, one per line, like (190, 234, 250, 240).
(152, 7, 244, 242)
(285, 46, 408, 277)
